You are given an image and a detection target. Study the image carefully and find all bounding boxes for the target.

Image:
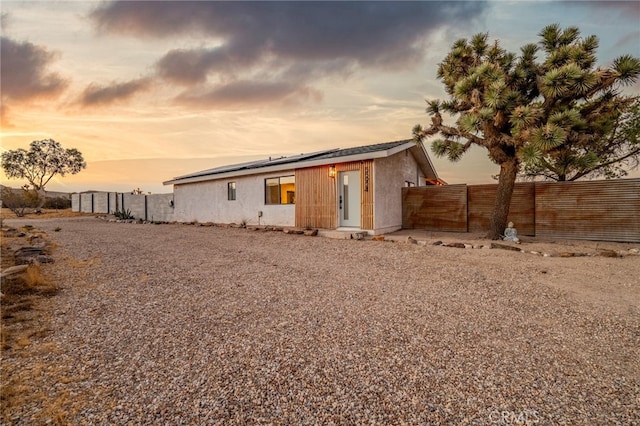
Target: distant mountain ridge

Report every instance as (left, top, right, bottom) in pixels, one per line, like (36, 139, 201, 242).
(0, 184, 72, 199)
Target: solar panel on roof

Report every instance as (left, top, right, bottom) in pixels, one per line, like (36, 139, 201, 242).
(168, 140, 412, 183)
(170, 148, 339, 180)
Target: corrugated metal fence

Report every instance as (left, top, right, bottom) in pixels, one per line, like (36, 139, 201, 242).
(402, 178, 640, 242)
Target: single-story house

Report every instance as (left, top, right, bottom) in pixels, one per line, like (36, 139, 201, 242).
(163, 139, 443, 234)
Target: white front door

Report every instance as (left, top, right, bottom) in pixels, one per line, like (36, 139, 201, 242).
(339, 170, 360, 227)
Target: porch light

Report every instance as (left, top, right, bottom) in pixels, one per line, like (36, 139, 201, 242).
(328, 165, 336, 178)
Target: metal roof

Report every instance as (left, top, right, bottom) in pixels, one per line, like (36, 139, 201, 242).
(309, 140, 409, 160)
(169, 149, 340, 181)
(163, 139, 438, 185)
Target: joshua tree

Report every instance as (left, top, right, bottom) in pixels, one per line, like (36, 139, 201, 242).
(413, 24, 640, 239)
(521, 96, 640, 181)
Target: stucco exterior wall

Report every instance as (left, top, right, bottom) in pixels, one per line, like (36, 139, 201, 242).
(173, 170, 296, 226)
(145, 194, 175, 222)
(373, 150, 424, 232)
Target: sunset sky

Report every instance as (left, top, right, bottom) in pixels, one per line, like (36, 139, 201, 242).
(1, 1, 639, 194)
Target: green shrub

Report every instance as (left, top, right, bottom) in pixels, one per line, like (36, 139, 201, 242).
(114, 208, 135, 220)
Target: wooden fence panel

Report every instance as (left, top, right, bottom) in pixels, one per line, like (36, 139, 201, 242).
(535, 178, 640, 242)
(402, 178, 639, 242)
(468, 183, 535, 236)
(402, 184, 467, 232)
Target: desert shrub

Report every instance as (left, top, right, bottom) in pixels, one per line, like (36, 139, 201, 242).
(1, 187, 40, 217)
(43, 196, 71, 209)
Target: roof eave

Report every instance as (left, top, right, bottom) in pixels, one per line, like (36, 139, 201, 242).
(410, 141, 442, 182)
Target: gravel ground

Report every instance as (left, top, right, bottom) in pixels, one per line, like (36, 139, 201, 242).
(2, 217, 639, 425)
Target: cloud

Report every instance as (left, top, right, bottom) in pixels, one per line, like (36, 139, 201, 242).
(92, 2, 486, 67)
(0, 36, 68, 102)
(1, 12, 8, 30)
(614, 31, 640, 51)
(79, 77, 152, 106)
(91, 1, 487, 108)
(0, 104, 11, 128)
(176, 80, 322, 108)
(155, 46, 251, 85)
(586, 1, 640, 20)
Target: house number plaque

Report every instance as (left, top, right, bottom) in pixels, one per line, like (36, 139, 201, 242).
(364, 166, 370, 192)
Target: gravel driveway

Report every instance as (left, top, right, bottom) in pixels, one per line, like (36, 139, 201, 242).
(3, 217, 639, 425)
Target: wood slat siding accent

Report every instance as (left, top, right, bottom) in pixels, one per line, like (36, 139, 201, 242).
(353, 160, 374, 230)
(295, 166, 336, 229)
(468, 183, 535, 236)
(535, 178, 640, 242)
(336, 161, 374, 230)
(402, 184, 467, 232)
(295, 160, 374, 230)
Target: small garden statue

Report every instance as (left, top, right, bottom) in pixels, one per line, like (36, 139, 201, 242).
(503, 221, 520, 243)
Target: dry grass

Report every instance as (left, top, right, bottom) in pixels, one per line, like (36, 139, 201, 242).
(1, 265, 58, 299)
(0, 208, 88, 220)
(24, 264, 46, 287)
(1, 234, 15, 270)
(1, 353, 80, 425)
(1, 220, 101, 424)
(0, 226, 68, 424)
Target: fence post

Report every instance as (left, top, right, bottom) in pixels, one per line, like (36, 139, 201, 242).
(533, 183, 537, 237)
(465, 185, 469, 233)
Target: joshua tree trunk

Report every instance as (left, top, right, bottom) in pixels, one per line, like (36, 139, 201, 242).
(488, 158, 519, 240)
